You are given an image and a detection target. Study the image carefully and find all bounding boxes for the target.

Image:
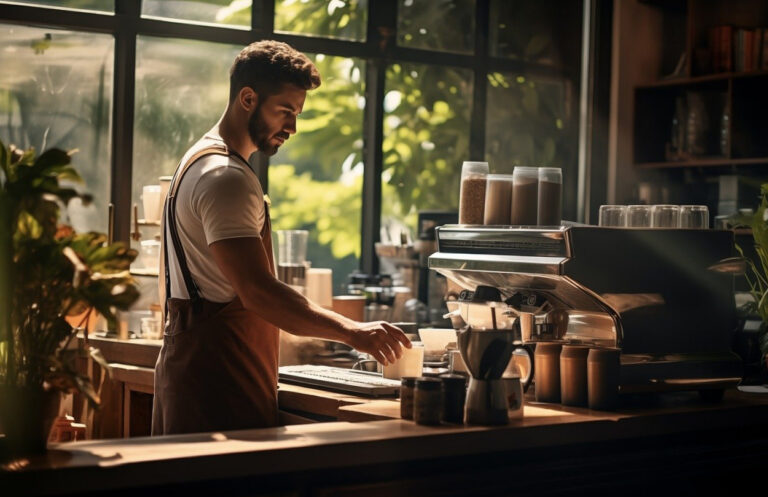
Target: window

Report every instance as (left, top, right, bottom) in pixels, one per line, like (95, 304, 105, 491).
(485, 72, 574, 173)
(270, 54, 365, 292)
(489, 0, 582, 66)
(0, 0, 114, 12)
(274, 0, 367, 41)
(397, 0, 475, 54)
(382, 62, 473, 234)
(132, 35, 241, 218)
(142, 0, 251, 27)
(0, 24, 113, 233)
(0, 1, 587, 282)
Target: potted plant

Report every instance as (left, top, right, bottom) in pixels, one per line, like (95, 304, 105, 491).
(0, 139, 139, 457)
(735, 183, 768, 376)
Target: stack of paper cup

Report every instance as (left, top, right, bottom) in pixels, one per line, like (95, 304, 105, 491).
(306, 268, 332, 309)
(142, 185, 162, 223)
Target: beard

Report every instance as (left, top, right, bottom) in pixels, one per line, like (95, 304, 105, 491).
(248, 104, 288, 156)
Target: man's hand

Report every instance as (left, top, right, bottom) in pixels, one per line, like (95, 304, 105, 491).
(345, 321, 412, 365)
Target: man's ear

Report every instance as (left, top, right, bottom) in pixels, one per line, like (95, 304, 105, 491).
(238, 86, 259, 112)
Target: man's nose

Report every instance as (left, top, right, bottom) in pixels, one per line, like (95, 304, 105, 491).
(285, 116, 297, 135)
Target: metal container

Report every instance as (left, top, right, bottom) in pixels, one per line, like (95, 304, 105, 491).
(534, 342, 562, 403)
(560, 345, 589, 407)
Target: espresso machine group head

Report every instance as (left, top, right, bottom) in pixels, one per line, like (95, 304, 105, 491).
(430, 224, 743, 397)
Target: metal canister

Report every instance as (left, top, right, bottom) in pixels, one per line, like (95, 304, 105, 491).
(413, 377, 442, 425)
(400, 377, 417, 420)
(534, 342, 562, 403)
(587, 348, 620, 411)
(560, 345, 590, 407)
(439, 374, 467, 424)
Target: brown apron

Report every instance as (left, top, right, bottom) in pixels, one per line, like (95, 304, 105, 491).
(152, 144, 280, 436)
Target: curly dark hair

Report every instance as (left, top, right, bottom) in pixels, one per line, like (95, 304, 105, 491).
(229, 40, 321, 102)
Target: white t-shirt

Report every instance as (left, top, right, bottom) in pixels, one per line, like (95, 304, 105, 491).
(164, 133, 266, 303)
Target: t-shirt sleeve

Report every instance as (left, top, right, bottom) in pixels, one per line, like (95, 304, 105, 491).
(192, 164, 264, 244)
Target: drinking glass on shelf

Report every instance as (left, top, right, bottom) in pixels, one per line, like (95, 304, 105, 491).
(679, 205, 709, 229)
(626, 205, 652, 227)
(598, 205, 627, 227)
(651, 205, 680, 228)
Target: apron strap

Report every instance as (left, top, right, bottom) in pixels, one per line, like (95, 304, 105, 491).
(164, 143, 248, 315)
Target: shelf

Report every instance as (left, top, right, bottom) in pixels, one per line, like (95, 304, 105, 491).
(137, 219, 160, 227)
(637, 70, 768, 89)
(636, 157, 768, 169)
(131, 268, 159, 277)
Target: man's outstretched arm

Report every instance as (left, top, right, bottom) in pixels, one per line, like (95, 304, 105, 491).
(209, 236, 410, 365)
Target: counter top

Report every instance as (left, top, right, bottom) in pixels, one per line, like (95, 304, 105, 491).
(4, 389, 768, 496)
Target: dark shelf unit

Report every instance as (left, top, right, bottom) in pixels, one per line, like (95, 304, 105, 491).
(633, 0, 768, 169)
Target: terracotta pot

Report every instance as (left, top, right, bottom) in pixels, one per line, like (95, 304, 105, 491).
(0, 386, 61, 459)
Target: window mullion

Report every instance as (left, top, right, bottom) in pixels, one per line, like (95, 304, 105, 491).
(470, 0, 490, 161)
(110, 0, 140, 243)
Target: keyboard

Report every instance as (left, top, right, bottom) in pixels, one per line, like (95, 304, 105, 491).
(278, 365, 401, 397)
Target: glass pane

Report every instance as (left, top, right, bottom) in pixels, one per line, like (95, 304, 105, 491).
(270, 54, 365, 293)
(0, 24, 114, 233)
(133, 36, 241, 239)
(383, 62, 473, 234)
(397, 0, 475, 54)
(274, 0, 367, 41)
(0, 0, 114, 11)
(485, 72, 576, 206)
(489, 0, 583, 66)
(142, 0, 251, 27)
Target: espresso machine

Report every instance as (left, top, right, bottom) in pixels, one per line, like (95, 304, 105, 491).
(430, 224, 743, 397)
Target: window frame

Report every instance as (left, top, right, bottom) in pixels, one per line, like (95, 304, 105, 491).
(0, 0, 585, 275)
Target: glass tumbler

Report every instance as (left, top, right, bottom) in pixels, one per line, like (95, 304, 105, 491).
(679, 205, 709, 229)
(598, 205, 627, 227)
(626, 205, 652, 227)
(651, 205, 680, 228)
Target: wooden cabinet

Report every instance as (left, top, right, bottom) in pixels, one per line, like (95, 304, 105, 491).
(633, 0, 768, 170)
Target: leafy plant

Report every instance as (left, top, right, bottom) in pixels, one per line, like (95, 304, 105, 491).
(735, 183, 768, 363)
(0, 138, 139, 405)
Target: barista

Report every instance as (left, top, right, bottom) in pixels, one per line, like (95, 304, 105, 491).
(152, 41, 410, 436)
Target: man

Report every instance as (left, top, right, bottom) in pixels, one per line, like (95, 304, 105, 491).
(152, 41, 411, 435)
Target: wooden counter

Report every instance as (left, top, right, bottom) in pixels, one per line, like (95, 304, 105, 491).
(4, 388, 768, 496)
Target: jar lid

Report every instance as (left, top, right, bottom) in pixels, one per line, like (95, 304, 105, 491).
(415, 377, 441, 390)
(512, 166, 539, 176)
(538, 167, 562, 181)
(461, 161, 489, 176)
(487, 173, 513, 180)
(439, 374, 467, 388)
(560, 344, 590, 359)
(401, 377, 418, 387)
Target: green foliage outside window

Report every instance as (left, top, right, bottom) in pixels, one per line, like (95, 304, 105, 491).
(1, 1, 578, 288)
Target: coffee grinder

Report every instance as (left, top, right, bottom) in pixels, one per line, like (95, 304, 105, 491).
(455, 287, 531, 425)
